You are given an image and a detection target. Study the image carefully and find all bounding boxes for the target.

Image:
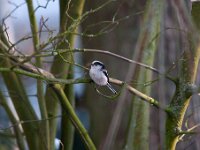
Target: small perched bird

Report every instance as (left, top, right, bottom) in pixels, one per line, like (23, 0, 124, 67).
(89, 60, 117, 94)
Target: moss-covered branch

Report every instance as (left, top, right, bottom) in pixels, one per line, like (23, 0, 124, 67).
(165, 1, 200, 149)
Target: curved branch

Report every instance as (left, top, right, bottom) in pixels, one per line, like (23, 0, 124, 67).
(35, 48, 160, 73)
(32, 48, 175, 81)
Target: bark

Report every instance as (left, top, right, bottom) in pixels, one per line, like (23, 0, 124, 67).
(165, 1, 200, 149)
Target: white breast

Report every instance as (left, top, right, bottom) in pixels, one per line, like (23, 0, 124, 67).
(89, 67, 108, 86)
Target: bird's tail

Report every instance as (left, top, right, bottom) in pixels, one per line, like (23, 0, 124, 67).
(106, 83, 117, 94)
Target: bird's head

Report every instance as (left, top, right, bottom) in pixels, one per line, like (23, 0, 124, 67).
(91, 60, 105, 69)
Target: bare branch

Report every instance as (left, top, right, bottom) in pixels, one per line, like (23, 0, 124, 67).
(0, 115, 63, 131)
(0, 65, 164, 110)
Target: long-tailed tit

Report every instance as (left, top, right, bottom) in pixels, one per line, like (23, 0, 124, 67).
(89, 60, 117, 94)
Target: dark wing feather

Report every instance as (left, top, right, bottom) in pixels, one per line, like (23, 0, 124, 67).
(102, 69, 109, 82)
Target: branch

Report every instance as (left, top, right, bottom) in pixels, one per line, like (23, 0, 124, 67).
(1, 38, 174, 82)
(0, 65, 163, 110)
(178, 123, 200, 140)
(52, 84, 96, 150)
(36, 48, 160, 74)
(109, 78, 161, 109)
(30, 48, 175, 81)
(25, 1, 49, 148)
(1, 38, 163, 109)
(0, 26, 41, 150)
(186, 84, 200, 95)
(0, 91, 26, 150)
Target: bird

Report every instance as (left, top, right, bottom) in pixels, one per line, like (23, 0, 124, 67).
(89, 60, 117, 94)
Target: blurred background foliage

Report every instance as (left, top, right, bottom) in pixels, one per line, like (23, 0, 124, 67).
(0, 0, 200, 150)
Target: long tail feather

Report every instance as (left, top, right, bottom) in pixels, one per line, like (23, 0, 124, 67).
(106, 83, 117, 94)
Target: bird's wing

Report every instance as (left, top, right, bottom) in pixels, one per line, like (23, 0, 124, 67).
(102, 69, 109, 82)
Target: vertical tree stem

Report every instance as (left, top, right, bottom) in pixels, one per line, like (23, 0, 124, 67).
(0, 92, 26, 150)
(26, 0, 49, 149)
(52, 84, 96, 150)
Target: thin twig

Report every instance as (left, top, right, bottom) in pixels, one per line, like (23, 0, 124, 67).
(178, 123, 200, 140)
(0, 115, 63, 131)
